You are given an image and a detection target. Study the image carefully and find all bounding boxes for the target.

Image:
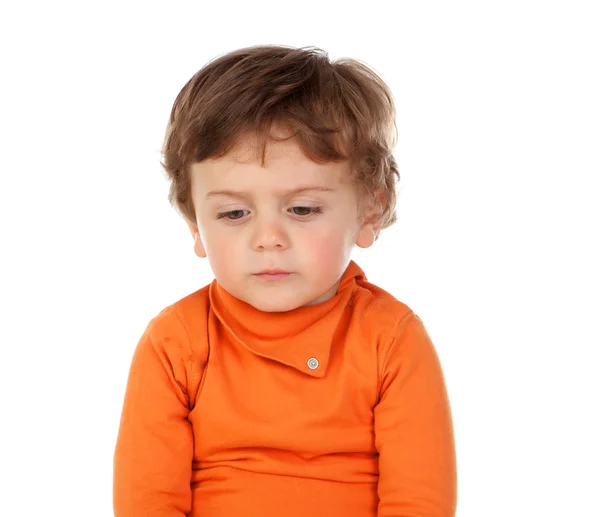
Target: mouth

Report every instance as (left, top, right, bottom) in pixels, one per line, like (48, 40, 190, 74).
(254, 270, 291, 280)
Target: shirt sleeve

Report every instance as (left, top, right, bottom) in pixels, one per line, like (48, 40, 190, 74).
(113, 320, 194, 516)
(374, 312, 457, 517)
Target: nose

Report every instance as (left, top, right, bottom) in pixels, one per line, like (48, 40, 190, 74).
(251, 212, 290, 251)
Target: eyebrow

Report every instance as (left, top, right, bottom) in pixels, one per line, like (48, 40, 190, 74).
(204, 186, 336, 200)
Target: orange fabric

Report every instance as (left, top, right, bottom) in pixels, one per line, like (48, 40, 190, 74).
(113, 261, 457, 516)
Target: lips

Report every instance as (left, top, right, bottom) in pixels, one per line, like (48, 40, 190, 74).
(253, 269, 291, 280)
(256, 269, 289, 275)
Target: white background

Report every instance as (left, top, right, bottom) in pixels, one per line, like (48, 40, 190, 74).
(1, 1, 599, 515)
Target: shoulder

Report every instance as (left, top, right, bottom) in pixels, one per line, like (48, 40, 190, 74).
(137, 284, 211, 406)
(143, 284, 211, 362)
(351, 275, 416, 334)
(349, 276, 429, 372)
(148, 284, 210, 331)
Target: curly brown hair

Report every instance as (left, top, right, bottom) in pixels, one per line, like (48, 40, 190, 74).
(161, 45, 399, 238)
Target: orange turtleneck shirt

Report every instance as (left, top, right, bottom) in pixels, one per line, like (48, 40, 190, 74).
(113, 261, 457, 516)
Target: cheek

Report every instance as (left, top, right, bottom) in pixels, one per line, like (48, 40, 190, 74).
(299, 228, 349, 263)
(304, 216, 356, 248)
(201, 228, 241, 270)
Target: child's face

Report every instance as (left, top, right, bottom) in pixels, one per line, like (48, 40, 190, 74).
(187, 132, 377, 312)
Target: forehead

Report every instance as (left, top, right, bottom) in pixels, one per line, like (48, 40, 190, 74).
(189, 135, 353, 194)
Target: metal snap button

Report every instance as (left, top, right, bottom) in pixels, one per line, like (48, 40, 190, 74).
(307, 357, 319, 370)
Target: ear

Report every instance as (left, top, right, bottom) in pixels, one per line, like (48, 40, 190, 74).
(186, 221, 207, 258)
(355, 223, 376, 249)
(355, 192, 383, 248)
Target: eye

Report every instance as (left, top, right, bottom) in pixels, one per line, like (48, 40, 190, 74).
(217, 209, 249, 221)
(290, 206, 323, 217)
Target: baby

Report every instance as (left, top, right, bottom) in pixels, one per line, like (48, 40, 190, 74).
(113, 45, 457, 517)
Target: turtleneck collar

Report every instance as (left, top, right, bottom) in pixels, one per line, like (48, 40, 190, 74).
(208, 260, 366, 377)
